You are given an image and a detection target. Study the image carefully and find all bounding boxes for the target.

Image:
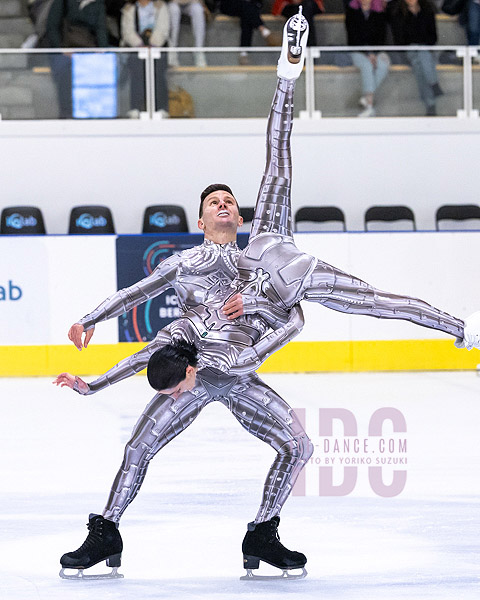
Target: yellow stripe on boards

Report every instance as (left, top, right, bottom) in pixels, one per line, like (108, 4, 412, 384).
(0, 340, 477, 377)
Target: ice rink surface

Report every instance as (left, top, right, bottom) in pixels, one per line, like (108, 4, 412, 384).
(0, 371, 479, 600)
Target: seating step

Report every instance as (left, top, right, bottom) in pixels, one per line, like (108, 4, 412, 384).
(0, 53, 28, 69)
(0, 33, 27, 48)
(0, 84, 33, 105)
(0, 104, 35, 119)
(0, 16, 33, 35)
(0, 0, 23, 18)
(167, 64, 467, 118)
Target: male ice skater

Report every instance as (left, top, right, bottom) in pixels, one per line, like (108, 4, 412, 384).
(56, 15, 315, 583)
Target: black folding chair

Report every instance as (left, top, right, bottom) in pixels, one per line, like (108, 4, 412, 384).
(69, 205, 115, 234)
(1, 206, 46, 234)
(364, 205, 416, 231)
(435, 204, 480, 230)
(142, 205, 189, 233)
(295, 206, 346, 232)
(238, 206, 255, 233)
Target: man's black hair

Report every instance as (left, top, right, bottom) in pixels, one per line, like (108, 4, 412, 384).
(199, 183, 236, 218)
(147, 340, 198, 391)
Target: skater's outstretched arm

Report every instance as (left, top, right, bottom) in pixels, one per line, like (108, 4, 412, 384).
(55, 300, 298, 394)
(304, 259, 465, 339)
(69, 253, 182, 350)
(55, 329, 173, 396)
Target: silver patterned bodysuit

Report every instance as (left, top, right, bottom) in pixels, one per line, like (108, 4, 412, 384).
(77, 74, 465, 526)
(229, 77, 465, 342)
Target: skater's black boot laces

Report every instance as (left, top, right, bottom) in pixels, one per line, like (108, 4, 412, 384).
(74, 517, 105, 555)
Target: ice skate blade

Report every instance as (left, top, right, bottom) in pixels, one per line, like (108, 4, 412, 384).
(59, 567, 124, 580)
(240, 567, 307, 581)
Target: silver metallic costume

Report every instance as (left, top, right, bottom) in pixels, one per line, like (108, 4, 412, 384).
(76, 166, 313, 524)
(230, 77, 464, 341)
(78, 246, 310, 523)
(75, 68, 466, 527)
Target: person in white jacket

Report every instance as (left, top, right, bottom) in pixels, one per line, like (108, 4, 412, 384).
(168, 0, 207, 67)
(121, 0, 170, 117)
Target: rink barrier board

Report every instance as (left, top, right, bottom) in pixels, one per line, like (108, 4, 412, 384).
(0, 339, 477, 377)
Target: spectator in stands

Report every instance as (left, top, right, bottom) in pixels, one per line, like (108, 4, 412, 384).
(461, 0, 480, 46)
(168, 0, 208, 67)
(390, 0, 442, 116)
(23, 0, 51, 48)
(219, 0, 282, 64)
(105, 0, 129, 46)
(120, 0, 170, 117)
(46, 0, 108, 47)
(345, 0, 390, 117)
(45, 0, 108, 118)
(271, 0, 324, 46)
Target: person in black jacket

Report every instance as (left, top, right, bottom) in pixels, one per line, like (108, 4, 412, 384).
(45, 0, 109, 118)
(345, 0, 390, 117)
(390, 0, 442, 116)
(219, 0, 282, 65)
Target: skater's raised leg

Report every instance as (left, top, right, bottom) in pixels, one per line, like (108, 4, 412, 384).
(249, 10, 309, 242)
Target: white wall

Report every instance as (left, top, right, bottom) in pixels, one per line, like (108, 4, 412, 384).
(1, 117, 480, 234)
(0, 236, 117, 345)
(2, 232, 480, 346)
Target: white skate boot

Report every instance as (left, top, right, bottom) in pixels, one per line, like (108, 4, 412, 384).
(455, 311, 480, 350)
(277, 8, 309, 81)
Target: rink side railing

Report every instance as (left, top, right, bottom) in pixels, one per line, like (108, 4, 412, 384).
(0, 46, 480, 120)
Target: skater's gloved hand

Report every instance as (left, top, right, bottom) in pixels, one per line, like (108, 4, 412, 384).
(454, 311, 480, 350)
(222, 293, 244, 319)
(53, 373, 90, 394)
(68, 323, 95, 350)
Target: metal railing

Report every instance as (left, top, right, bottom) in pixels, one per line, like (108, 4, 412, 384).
(0, 45, 478, 120)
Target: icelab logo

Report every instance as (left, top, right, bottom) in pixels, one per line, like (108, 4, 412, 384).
(0, 280, 22, 301)
(5, 214, 37, 230)
(149, 212, 181, 229)
(76, 213, 108, 230)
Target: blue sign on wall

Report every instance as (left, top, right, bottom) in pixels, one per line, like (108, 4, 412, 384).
(72, 53, 117, 119)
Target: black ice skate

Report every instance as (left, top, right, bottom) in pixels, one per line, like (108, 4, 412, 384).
(277, 8, 309, 80)
(59, 514, 124, 580)
(240, 516, 307, 580)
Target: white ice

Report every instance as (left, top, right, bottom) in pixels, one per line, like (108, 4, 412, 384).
(0, 371, 479, 600)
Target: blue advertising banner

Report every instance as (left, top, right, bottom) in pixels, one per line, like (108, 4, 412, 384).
(116, 233, 248, 342)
